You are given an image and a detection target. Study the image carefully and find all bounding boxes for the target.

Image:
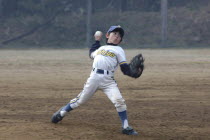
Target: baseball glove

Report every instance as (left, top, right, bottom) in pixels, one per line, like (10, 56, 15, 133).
(129, 54, 145, 78)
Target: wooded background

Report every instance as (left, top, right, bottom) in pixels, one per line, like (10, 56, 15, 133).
(0, 0, 209, 48)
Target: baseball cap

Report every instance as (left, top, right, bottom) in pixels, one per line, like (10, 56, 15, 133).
(107, 25, 124, 38)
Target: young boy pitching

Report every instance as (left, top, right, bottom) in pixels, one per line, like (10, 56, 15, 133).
(51, 25, 144, 135)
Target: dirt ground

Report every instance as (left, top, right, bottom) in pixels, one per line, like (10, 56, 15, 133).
(0, 49, 209, 140)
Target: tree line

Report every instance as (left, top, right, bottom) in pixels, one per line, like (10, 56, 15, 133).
(1, 0, 209, 18)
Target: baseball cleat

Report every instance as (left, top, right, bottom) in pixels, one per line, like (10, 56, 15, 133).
(51, 107, 64, 123)
(122, 126, 138, 135)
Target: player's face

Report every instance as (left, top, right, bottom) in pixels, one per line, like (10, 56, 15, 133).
(106, 32, 122, 44)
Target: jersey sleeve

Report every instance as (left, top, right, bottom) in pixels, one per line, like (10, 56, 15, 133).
(117, 47, 127, 65)
(91, 49, 99, 59)
(89, 41, 101, 59)
(117, 47, 136, 78)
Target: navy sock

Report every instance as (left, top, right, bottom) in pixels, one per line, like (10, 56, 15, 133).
(118, 110, 129, 128)
(62, 103, 73, 112)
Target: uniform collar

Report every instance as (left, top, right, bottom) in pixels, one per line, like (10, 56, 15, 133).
(106, 43, 118, 46)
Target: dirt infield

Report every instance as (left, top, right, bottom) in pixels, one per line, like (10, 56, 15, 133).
(0, 49, 210, 140)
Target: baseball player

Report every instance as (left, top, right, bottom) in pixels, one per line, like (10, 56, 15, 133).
(51, 25, 144, 135)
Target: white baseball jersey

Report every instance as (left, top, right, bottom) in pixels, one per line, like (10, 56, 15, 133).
(91, 45, 127, 72)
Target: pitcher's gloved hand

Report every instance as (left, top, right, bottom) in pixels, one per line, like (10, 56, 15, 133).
(129, 54, 145, 78)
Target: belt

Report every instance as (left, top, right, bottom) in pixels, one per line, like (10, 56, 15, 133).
(93, 68, 112, 75)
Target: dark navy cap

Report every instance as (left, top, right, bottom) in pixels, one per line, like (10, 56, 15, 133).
(107, 25, 124, 38)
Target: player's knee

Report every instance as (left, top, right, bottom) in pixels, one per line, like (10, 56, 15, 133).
(114, 98, 127, 112)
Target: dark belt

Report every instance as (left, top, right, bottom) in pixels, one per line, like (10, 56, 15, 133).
(93, 68, 109, 75)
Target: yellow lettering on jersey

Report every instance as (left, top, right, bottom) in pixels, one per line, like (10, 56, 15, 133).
(97, 49, 116, 58)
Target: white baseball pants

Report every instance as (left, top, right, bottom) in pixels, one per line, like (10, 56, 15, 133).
(69, 70, 127, 112)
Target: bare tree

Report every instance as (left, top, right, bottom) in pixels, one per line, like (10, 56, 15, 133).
(119, 0, 127, 13)
(161, 0, 168, 47)
(0, 0, 3, 17)
(1, 0, 18, 17)
(86, 0, 92, 48)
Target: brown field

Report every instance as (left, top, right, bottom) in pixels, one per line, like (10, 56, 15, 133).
(0, 49, 210, 140)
